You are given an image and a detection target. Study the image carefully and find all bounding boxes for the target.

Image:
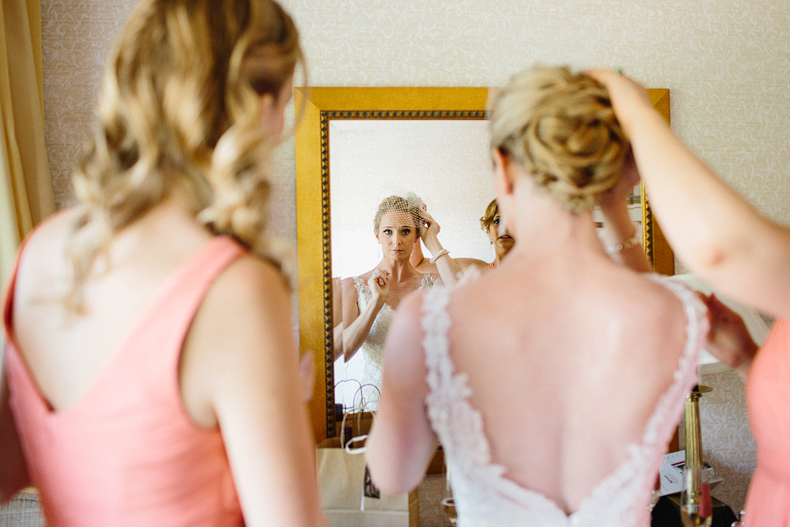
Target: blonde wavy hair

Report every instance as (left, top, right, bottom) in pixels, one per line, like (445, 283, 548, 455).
(489, 66, 628, 213)
(68, 0, 305, 307)
(479, 198, 498, 232)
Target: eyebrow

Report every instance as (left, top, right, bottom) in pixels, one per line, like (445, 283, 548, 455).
(381, 224, 414, 229)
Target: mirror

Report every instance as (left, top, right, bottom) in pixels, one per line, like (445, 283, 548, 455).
(295, 87, 673, 440)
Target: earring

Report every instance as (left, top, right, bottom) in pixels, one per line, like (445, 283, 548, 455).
(490, 240, 493, 245)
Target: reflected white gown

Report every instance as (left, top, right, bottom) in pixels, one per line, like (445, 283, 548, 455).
(420, 276, 708, 527)
(353, 274, 434, 408)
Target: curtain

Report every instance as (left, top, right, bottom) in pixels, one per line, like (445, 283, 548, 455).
(0, 0, 54, 285)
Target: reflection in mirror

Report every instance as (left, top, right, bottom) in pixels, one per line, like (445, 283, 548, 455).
(330, 121, 493, 411)
(295, 87, 671, 440)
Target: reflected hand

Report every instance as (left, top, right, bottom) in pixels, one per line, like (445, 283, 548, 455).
(369, 269, 390, 305)
(699, 293, 758, 370)
(419, 211, 441, 242)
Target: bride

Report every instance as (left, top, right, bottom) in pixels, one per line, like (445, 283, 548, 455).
(338, 194, 461, 407)
(365, 66, 708, 526)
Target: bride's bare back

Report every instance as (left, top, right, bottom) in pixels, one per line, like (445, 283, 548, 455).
(445, 251, 689, 512)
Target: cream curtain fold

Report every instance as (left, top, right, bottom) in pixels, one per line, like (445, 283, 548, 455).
(0, 0, 54, 285)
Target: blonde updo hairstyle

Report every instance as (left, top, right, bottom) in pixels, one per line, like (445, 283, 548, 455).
(489, 66, 628, 213)
(373, 196, 421, 234)
(68, 0, 305, 306)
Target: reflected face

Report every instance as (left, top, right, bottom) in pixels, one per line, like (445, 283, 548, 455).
(376, 210, 418, 261)
(487, 214, 515, 253)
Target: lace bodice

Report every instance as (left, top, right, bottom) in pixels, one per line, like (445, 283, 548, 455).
(421, 275, 709, 527)
(354, 273, 434, 406)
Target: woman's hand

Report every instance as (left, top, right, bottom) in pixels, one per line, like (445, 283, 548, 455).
(419, 211, 440, 243)
(586, 69, 654, 138)
(369, 269, 390, 305)
(419, 211, 446, 255)
(699, 293, 758, 375)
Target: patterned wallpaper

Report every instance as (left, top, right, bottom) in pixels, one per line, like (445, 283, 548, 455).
(41, 0, 790, 513)
(697, 370, 756, 514)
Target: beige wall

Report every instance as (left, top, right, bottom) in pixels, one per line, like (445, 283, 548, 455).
(42, 0, 790, 513)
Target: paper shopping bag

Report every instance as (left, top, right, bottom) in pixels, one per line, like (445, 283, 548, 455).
(316, 438, 418, 527)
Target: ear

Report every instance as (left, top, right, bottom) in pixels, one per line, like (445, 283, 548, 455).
(492, 148, 515, 199)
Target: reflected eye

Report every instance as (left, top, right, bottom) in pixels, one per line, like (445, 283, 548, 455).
(383, 229, 392, 235)
(402, 229, 411, 235)
(493, 218, 500, 225)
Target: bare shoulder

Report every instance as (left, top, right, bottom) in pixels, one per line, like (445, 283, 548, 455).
(11, 210, 82, 306)
(381, 290, 427, 378)
(182, 254, 297, 425)
(341, 275, 360, 289)
(185, 253, 294, 375)
(614, 272, 695, 349)
(356, 269, 374, 281)
(340, 276, 362, 300)
(16, 209, 79, 274)
(394, 289, 426, 323)
(200, 255, 291, 326)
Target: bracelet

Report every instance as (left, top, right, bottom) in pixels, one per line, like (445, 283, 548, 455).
(605, 234, 640, 254)
(429, 249, 450, 264)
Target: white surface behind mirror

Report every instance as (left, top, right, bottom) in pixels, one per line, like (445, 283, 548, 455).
(330, 120, 494, 280)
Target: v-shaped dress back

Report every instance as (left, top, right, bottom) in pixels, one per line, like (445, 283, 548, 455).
(420, 275, 708, 527)
(2, 236, 246, 527)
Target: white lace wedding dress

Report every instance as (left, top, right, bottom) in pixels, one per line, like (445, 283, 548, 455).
(353, 274, 434, 407)
(421, 276, 708, 527)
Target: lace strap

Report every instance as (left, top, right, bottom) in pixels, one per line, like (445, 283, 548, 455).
(421, 285, 453, 395)
(353, 276, 371, 302)
(420, 273, 436, 289)
(640, 275, 710, 449)
(420, 286, 495, 471)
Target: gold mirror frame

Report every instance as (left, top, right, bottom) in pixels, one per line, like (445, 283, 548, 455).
(295, 87, 673, 441)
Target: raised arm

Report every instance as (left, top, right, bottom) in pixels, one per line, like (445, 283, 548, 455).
(590, 69, 790, 318)
(189, 257, 327, 527)
(340, 274, 387, 361)
(365, 292, 437, 495)
(419, 211, 463, 286)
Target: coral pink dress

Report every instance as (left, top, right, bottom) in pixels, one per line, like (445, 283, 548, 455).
(2, 236, 246, 527)
(744, 318, 790, 525)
